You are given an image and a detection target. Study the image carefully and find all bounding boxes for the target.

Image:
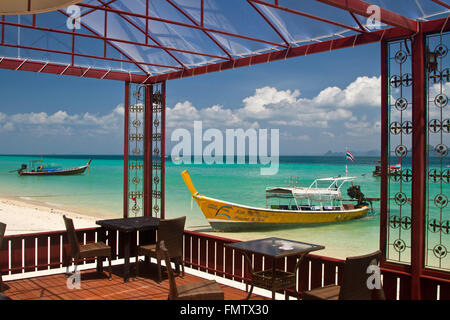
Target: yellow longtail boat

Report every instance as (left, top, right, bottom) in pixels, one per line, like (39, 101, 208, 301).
(181, 170, 369, 232)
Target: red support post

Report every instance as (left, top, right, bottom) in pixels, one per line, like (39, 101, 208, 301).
(411, 24, 426, 300)
(71, 20, 75, 66)
(144, 84, 152, 217)
(379, 40, 388, 266)
(161, 81, 166, 219)
(2, 15, 5, 44)
(124, 82, 130, 218)
(104, 9, 108, 58)
(145, 0, 149, 45)
(201, 0, 204, 27)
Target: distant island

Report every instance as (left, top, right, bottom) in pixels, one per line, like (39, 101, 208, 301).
(324, 145, 438, 157)
(324, 150, 380, 157)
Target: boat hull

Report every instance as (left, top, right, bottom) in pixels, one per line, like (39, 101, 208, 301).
(18, 159, 91, 176)
(19, 165, 88, 176)
(193, 194, 369, 232)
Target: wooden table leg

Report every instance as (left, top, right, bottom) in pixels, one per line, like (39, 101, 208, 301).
(242, 253, 254, 300)
(272, 259, 276, 300)
(294, 253, 308, 300)
(97, 228, 106, 273)
(123, 232, 130, 283)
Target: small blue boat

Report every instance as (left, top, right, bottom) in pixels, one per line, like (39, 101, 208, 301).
(16, 159, 92, 176)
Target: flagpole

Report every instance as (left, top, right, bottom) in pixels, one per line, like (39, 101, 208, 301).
(345, 147, 348, 177)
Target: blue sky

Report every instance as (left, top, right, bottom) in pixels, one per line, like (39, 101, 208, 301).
(0, 41, 381, 155)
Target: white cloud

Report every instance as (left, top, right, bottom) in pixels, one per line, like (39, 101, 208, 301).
(0, 105, 124, 136)
(164, 76, 382, 135)
(240, 86, 300, 119)
(344, 119, 381, 137)
(0, 75, 385, 154)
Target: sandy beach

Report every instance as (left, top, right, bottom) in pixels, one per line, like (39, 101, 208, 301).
(0, 196, 98, 235)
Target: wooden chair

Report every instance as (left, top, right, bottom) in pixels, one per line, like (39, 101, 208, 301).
(0, 223, 5, 292)
(63, 215, 112, 280)
(136, 216, 186, 282)
(159, 241, 224, 300)
(301, 250, 385, 300)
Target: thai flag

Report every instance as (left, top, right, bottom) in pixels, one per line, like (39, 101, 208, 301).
(346, 150, 355, 162)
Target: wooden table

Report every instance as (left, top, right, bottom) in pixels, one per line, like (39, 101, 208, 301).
(226, 237, 324, 300)
(96, 216, 160, 283)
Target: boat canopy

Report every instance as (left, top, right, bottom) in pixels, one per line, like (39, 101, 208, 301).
(266, 176, 356, 202)
(292, 188, 341, 202)
(266, 186, 341, 201)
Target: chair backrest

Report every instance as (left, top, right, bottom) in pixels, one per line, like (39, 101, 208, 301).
(0, 223, 6, 249)
(157, 216, 186, 258)
(159, 241, 178, 299)
(339, 250, 383, 300)
(63, 215, 80, 258)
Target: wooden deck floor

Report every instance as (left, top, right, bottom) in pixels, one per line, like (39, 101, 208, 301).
(2, 263, 267, 300)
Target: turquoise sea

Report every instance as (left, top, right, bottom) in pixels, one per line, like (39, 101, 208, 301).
(0, 155, 447, 260)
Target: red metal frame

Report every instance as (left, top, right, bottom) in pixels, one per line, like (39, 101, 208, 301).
(123, 81, 129, 218)
(76, 2, 290, 49)
(432, 0, 450, 10)
(147, 25, 414, 83)
(247, 0, 292, 47)
(161, 81, 166, 220)
(1, 2, 450, 299)
(379, 39, 388, 270)
(0, 2, 436, 83)
(250, 0, 368, 34)
(379, 18, 450, 299)
(316, 0, 418, 32)
(166, 0, 234, 60)
(410, 26, 426, 300)
(144, 84, 152, 217)
(96, 0, 187, 70)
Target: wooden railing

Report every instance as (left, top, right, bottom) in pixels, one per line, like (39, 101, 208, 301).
(1, 228, 449, 299)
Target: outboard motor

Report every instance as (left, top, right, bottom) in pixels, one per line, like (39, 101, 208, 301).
(347, 185, 368, 206)
(18, 164, 27, 173)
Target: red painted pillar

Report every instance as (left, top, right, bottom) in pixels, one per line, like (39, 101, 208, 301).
(144, 84, 152, 217)
(379, 40, 388, 265)
(411, 24, 426, 300)
(123, 81, 130, 218)
(161, 81, 166, 219)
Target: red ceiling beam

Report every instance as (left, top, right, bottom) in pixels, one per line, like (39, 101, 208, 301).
(76, 2, 289, 49)
(166, 0, 234, 60)
(3, 17, 449, 85)
(58, 9, 150, 75)
(0, 42, 182, 70)
(97, 0, 187, 69)
(247, 0, 292, 46)
(316, 0, 418, 32)
(80, 0, 117, 18)
(145, 25, 415, 84)
(0, 57, 148, 82)
(432, 0, 450, 10)
(349, 11, 368, 32)
(250, 0, 367, 34)
(0, 20, 226, 61)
